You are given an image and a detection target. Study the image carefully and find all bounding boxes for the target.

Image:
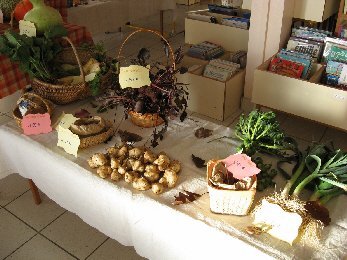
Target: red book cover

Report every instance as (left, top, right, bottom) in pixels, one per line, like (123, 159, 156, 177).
(268, 57, 305, 78)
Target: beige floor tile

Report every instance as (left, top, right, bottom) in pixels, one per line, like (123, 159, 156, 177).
(6, 191, 66, 231)
(0, 174, 30, 207)
(87, 238, 146, 260)
(320, 127, 347, 152)
(7, 234, 75, 260)
(0, 208, 36, 259)
(41, 211, 107, 259)
(280, 116, 326, 142)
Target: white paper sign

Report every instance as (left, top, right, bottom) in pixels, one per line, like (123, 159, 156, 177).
(119, 65, 151, 89)
(57, 125, 80, 157)
(19, 20, 37, 37)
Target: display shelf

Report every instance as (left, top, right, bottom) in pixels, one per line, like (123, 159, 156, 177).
(335, 0, 347, 35)
(294, 0, 340, 22)
(252, 57, 347, 131)
(185, 11, 249, 52)
(176, 0, 200, 5)
(177, 54, 245, 121)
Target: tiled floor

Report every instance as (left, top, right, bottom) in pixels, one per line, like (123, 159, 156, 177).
(1, 1, 347, 259)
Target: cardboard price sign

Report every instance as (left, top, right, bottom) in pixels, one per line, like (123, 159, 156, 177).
(57, 126, 80, 157)
(119, 65, 151, 89)
(222, 154, 260, 180)
(19, 20, 36, 37)
(22, 113, 52, 135)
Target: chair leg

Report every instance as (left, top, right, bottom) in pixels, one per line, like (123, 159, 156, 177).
(28, 179, 42, 205)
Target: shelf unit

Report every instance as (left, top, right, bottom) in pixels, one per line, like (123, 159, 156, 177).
(294, 0, 340, 22)
(336, 0, 347, 35)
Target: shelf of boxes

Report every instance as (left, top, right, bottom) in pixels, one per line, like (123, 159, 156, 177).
(252, 56, 347, 131)
(294, 0, 340, 22)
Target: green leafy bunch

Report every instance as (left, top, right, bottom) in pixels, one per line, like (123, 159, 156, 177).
(0, 26, 67, 82)
(235, 110, 285, 156)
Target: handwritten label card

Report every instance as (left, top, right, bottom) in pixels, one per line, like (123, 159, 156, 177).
(22, 113, 52, 135)
(222, 154, 260, 180)
(57, 125, 80, 157)
(19, 20, 37, 37)
(55, 112, 78, 130)
(119, 65, 151, 89)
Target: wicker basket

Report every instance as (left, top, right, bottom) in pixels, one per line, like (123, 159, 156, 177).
(13, 93, 53, 128)
(31, 37, 111, 105)
(207, 160, 257, 216)
(128, 110, 164, 128)
(117, 29, 176, 128)
(79, 119, 115, 149)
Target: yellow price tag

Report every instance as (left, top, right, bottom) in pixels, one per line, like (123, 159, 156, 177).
(119, 65, 151, 89)
(19, 20, 37, 37)
(57, 125, 80, 157)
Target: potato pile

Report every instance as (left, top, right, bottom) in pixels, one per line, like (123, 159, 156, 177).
(87, 144, 181, 194)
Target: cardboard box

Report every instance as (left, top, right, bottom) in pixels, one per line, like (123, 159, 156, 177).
(252, 56, 347, 131)
(177, 54, 245, 121)
(185, 11, 249, 52)
(294, 0, 340, 22)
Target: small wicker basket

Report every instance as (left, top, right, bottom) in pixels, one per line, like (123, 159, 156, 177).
(207, 160, 257, 216)
(117, 29, 175, 128)
(128, 110, 164, 128)
(78, 119, 115, 149)
(13, 93, 53, 128)
(32, 37, 111, 105)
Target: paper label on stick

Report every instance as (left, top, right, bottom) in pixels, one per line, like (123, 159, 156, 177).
(222, 154, 260, 180)
(22, 113, 52, 135)
(55, 112, 78, 129)
(19, 20, 37, 37)
(57, 125, 80, 157)
(119, 65, 151, 89)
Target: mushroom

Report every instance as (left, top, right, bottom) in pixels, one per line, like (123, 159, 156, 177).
(118, 145, 128, 157)
(159, 177, 168, 187)
(111, 169, 122, 181)
(163, 169, 178, 188)
(124, 171, 139, 183)
(87, 158, 98, 169)
(110, 157, 122, 169)
(169, 160, 181, 173)
(128, 147, 143, 159)
(106, 147, 119, 157)
(144, 170, 160, 182)
(143, 150, 156, 163)
(154, 154, 170, 171)
(97, 166, 112, 179)
(151, 183, 165, 195)
(118, 166, 127, 175)
(91, 153, 108, 167)
(132, 177, 151, 191)
(145, 164, 159, 174)
(132, 160, 144, 172)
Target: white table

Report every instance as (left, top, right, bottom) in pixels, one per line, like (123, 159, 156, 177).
(0, 92, 346, 260)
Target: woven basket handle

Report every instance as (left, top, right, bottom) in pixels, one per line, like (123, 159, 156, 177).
(117, 29, 176, 70)
(62, 36, 86, 84)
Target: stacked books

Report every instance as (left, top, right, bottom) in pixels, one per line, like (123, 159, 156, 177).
(287, 27, 330, 62)
(268, 50, 313, 79)
(323, 38, 347, 88)
(187, 42, 224, 60)
(222, 17, 249, 29)
(203, 59, 240, 81)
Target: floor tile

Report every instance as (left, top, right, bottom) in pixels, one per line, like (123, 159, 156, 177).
(0, 208, 36, 259)
(280, 115, 327, 142)
(0, 174, 30, 207)
(7, 234, 75, 260)
(87, 238, 146, 260)
(320, 127, 347, 152)
(41, 211, 107, 259)
(6, 191, 66, 231)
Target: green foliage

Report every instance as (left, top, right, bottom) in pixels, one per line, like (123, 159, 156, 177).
(0, 29, 64, 82)
(253, 156, 278, 191)
(235, 110, 285, 156)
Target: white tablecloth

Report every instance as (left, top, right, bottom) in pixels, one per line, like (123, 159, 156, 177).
(0, 94, 346, 260)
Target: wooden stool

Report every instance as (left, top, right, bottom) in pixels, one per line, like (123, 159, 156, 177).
(28, 179, 42, 205)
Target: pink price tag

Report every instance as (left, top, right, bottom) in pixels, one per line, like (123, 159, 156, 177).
(222, 154, 261, 180)
(22, 113, 52, 135)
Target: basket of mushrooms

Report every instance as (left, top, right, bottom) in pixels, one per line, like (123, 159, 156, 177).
(87, 143, 181, 194)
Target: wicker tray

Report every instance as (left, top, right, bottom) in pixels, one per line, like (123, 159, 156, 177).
(13, 93, 53, 128)
(128, 110, 164, 128)
(78, 120, 115, 149)
(207, 159, 257, 216)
